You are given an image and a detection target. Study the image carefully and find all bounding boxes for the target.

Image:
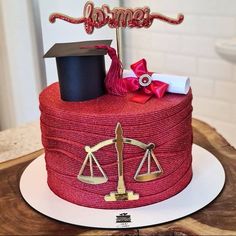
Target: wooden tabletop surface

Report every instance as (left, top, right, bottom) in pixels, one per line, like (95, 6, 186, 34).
(1, 119, 236, 236)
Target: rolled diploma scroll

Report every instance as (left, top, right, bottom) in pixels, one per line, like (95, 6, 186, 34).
(123, 69, 191, 95)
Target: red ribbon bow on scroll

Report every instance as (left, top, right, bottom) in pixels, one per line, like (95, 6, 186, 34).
(124, 59, 169, 103)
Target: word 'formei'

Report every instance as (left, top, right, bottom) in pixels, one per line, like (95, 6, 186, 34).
(50, 1, 184, 34)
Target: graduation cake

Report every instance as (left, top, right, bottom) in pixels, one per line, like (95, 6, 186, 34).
(40, 2, 192, 209)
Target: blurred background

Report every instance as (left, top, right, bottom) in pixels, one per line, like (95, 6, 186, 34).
(0, 0, 236, 146)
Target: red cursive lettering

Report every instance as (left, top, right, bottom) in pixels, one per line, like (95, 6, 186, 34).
(49, 1, 184, 34)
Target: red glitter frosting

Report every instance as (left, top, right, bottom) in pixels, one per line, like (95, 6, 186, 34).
(40, 82, 193, 209)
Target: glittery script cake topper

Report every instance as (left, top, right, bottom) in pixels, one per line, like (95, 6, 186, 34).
(49, 1, 184, 34)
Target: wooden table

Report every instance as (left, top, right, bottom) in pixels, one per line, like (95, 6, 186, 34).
(1, 119, 236, 236)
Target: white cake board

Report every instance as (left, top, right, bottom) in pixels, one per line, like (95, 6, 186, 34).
(20, 145, 225, 229)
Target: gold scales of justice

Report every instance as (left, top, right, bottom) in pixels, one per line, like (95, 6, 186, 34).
(77, 123, 163, 201)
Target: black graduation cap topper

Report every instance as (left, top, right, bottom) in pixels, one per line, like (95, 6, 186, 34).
(44, 39, 112, 102)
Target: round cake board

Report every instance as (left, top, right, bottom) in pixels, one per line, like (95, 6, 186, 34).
(20, 145, 225, 229)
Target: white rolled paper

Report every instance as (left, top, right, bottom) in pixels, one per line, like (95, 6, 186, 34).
(123, 69, 191, 95)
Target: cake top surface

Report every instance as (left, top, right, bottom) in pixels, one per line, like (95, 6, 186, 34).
(40, 83, 192, 125)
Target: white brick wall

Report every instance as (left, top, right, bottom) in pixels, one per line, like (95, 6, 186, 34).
(122, 0, 236, 146)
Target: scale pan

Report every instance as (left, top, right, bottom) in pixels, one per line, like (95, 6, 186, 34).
(77, 176, 108, 185)
(135, 172, 162, 182)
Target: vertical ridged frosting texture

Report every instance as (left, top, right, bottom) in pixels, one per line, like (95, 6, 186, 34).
(40, 82, 193, 209)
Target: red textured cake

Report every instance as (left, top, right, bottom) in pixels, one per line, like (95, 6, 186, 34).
(40, 82, 193, 209)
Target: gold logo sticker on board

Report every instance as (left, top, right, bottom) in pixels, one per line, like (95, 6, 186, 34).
(77, 123, 163, 202)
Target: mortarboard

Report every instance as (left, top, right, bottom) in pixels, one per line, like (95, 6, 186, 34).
(44, 40, 112, 102)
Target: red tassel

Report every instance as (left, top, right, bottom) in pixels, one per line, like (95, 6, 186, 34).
(100, 45, 127, 96)
(81, 45, 127, 96)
